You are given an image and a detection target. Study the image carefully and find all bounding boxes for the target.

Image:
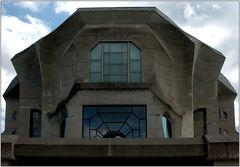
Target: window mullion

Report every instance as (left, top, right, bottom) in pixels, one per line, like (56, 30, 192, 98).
(127, 42, 130, 82)
(101, 42, 104, 82)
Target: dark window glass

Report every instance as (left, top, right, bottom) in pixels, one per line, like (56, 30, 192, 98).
(223, 129, 228, 135)
(60, 118, 67, 138)
(83, 106, 146, 138)
(12, 112, 16, 120)
(223, 111, 228, 119)
(30, 109, 41, 137)
(11, 129, 16, 134)
(90, 42, 142, 82)
(218, 109, 221, 119)
(90, 73, 101, 82)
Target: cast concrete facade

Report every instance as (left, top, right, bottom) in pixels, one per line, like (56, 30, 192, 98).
(2, 7, 238, 165)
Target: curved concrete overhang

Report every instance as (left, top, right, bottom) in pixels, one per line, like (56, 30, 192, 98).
(3, 76, 19, 98)
(218, 73, 237, 96)
(11, 43, 42, 83)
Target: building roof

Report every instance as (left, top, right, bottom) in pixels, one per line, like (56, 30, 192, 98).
(218, 73, 237, 95)
(6, 7, 236, 98)
(3, 76, 19, 98)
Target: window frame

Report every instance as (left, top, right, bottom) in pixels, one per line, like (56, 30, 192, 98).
(29, 109, 42, 137)
(161, 115, 172, 138)
(82, 105, 147, 139)
(89, 41, 142, 83)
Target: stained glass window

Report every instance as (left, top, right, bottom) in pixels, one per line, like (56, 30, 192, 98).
(83, 106, 146, 138)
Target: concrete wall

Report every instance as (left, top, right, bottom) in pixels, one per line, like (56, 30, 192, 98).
(218, 96, 236, 134)
(5, 8, 236, 139)
(4, 97, 19, 134)
(65, 90, 182, 138)
(192, 43, 225, 135)
(11, 45, 42, 136)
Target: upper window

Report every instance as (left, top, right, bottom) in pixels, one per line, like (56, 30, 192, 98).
(90, 42, 142, 83)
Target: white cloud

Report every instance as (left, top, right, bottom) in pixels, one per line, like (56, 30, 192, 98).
(1, 14, 51, 133)
(0, 69, 14, 133)
(183, 3, 196, 19)
(181, 24, 230, 48)
(14, 1, 49, 12)
(54, 1, 130, 15)
(2, 15, 50, 59)
(212, 4, 221, 10)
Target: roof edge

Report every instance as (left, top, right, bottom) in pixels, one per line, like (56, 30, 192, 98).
(3, 76, 19, 98)
(218, 73, 237, 95)
(77, 7, 157, 12)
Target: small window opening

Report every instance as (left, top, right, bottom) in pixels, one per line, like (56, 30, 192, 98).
(223, 129, 228, 135)
(223, 111, 228, 119)
(60, 118, 67, 138)
(219, 128, 222, 134)
(12, 112, 16, 120)
(218, 109, 221, 119)
(162, 116, 172, 138)
(11, 129, 16, 134)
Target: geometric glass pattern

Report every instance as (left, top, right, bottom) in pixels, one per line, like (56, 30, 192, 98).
(83, 106, 146, 138)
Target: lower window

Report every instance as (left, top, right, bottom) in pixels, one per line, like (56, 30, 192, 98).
(83, 105, 146, 138)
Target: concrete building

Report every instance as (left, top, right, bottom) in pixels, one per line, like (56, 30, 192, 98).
(1, 7, 239, 165)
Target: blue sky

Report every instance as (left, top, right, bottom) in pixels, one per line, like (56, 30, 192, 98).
(1, 1, 239, 133)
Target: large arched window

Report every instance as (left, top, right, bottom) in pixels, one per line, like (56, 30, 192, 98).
(161, 116, 172, 138)
(90, 42, 142, 83)
(29, 109, 42, 137)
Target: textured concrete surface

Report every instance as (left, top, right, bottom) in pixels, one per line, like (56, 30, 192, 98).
(1, 134, 239, 165)
(3, 6, 237, 148)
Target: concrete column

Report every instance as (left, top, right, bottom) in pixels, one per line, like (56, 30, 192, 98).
(181, 111, 194, 137)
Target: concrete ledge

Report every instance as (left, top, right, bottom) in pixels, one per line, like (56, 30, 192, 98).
(1, 135, 20, 165)
(204, 134, 239, 160)
(78, 82, 151, 90)
(14, 137, 205, 158)
(1, 135, 239, 165)
(0, 135, 206, 159)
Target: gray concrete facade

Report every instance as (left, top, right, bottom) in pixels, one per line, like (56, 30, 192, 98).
(2, 7, 238, 165)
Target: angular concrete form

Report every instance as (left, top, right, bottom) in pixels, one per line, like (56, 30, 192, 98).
(2, 7, 238, 165)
